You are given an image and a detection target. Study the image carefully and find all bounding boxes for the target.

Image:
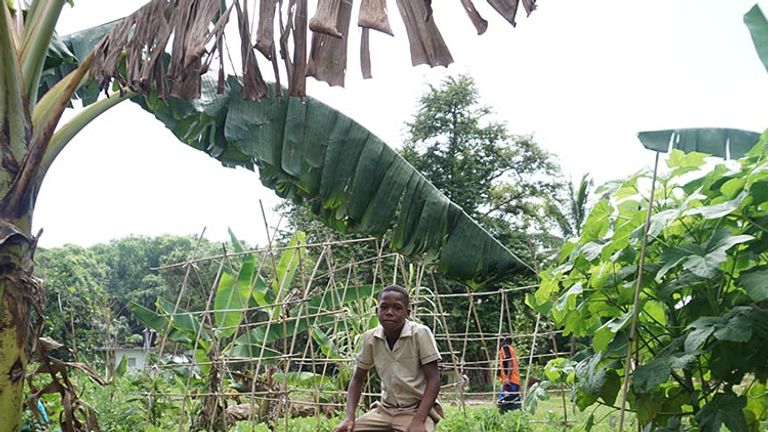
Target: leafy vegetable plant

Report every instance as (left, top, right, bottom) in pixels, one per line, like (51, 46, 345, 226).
(530, 137, 768, 431)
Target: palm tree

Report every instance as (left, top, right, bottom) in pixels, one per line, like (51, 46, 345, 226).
(546, 173, 593, 240)
(0, 1, 540, 429)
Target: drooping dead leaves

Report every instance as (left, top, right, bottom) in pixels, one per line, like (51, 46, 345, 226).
(89, 0, 537, 99)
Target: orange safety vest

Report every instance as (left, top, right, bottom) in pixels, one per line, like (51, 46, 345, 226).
(498, 344, 519, 385)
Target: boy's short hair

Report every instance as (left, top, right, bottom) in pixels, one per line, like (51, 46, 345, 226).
(379, 284, 410, 307)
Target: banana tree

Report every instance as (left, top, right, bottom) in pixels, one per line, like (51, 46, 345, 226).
(0, 0, 537, 429)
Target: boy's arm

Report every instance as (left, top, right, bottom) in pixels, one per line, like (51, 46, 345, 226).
(334, 367, 368, 432)
(409, 360, 440, 428)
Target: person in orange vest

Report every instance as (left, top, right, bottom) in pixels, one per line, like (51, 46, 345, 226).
(497, 336, 521, 410)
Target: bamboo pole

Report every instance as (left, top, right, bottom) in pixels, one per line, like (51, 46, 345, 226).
(618, 152, 660, 432)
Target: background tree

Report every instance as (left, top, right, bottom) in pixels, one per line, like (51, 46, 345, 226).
(401, 75, 564, 267)
(36, 245, 109, 363)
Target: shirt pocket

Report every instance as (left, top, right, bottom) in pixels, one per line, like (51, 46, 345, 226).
(395, 353, 421, 379)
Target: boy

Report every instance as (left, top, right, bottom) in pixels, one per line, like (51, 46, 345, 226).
(333, 285, 442, 432)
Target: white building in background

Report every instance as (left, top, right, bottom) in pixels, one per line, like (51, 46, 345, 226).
(108, 327, 156, 374)
(115, 347, 150, 373)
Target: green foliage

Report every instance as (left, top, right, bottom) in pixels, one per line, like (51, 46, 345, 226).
(436, 406, 528, 431)
(35, 245, 109, 363)
(531, 138, 768, 430)
(401, 75, 563, 242)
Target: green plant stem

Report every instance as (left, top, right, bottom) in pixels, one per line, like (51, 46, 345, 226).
(0, 1, 29, 162)
(21, 0, 64, 106)
(35, 91, 133, 191)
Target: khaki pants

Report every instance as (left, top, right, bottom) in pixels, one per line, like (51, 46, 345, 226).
(354, 402, 436, 432)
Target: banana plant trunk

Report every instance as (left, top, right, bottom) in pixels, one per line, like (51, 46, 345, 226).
(0, 211, 36, 431)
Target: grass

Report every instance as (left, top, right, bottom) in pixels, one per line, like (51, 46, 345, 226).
(257, 395, 638, 432)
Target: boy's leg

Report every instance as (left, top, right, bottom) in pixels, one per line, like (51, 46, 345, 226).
(389, 408, 436, 432)
(353, 405, 392, 431)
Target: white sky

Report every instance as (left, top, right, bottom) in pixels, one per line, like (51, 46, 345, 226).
(35, 0, 768, 248)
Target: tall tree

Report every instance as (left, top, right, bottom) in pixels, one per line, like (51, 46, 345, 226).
(401, 75, 563, 263)
(0, 2, 538, 428)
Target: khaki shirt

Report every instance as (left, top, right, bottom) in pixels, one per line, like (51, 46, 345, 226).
(356, 320, 442, 408)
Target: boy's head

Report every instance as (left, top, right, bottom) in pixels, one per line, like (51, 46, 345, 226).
(377, 285, 410, 334)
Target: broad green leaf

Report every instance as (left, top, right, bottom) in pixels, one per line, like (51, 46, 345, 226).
(580, 200, 611, 244)
(636, 390, 664, 425)
(575, 354, 608, 410)
(214, 254, 256, 338)
(311, 327, 340, 359)
(684, 191, 747, 219)
(251, 274, 272, 308)
(273, 231, 305, 296)
(739, 268, 768, 302)
(228, 228, 246, 253)
(667, 149, 708, 175)
(639, 129, 760, 159)
(156, 297, 208, 346)
(523, 381, 551, 414)
(599, 369, 621, 406)
(128, 302, 169, 333)
(632, 357, 672, 394)
(745, 4, 768, 74)
(695, 392, 748, 432)
(720, 177, 746, 198)
(685, 321, 718, 353)
(713, 311, 753, 343)
(593, 312, 631, 353)
(642, 300, 668, 327)
(580, 242, 605, 261)
(115, 354, 128, 379)
(744, 381, 768, 428)
(662, 231, 754, 280)
(130, 78, 529, 286)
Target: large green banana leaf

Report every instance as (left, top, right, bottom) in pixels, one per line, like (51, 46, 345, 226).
(638, 128, 761, 159)
(745, 4, 768, 73)
(134, 77, 528, 285)
(49, 26, 529, 287)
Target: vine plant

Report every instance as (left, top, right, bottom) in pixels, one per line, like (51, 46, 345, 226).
(530, 140, 768, 431)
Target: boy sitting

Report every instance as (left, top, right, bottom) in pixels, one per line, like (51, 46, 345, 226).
(333, 285, 442, 432)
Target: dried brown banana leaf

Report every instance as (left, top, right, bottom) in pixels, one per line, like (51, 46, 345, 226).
(290, 0, 309, 96)
(256, 0, 279, 59)
(310, 0, 343, 38)
(522, 0, 536, 16)
(460, 0, 488, 35)
(235, 0, 268, 100)
(358, 0, 393, 36)
(307, 0, 353, 86)
(395, 0, 453, 67)
(361, 27, 372, 78)
(486, 0, 520, 27)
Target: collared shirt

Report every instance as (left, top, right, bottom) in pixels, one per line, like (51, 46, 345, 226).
(356, 320, 442, 408)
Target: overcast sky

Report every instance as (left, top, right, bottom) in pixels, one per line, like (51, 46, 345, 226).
(35, 0, 768, 248)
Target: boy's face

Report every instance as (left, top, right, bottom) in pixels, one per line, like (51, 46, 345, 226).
(377, 291, 409, 334)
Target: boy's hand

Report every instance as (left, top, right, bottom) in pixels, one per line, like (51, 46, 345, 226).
(333, 418, 355, 432)
(406, 418, 428, 432)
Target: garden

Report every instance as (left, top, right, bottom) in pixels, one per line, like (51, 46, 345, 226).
(1, 1, 767, 431)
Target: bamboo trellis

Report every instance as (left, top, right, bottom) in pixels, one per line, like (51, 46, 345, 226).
(129, 226, 570, 430)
